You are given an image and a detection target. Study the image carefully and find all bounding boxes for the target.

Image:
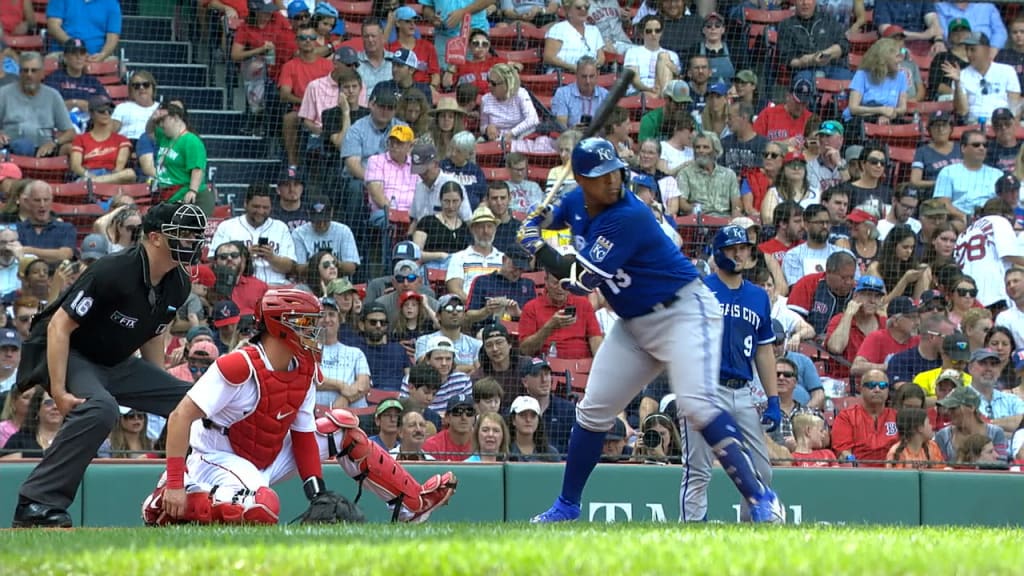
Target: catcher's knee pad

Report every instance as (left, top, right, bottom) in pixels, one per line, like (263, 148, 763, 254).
(142, 485, 213, 526)
(212, 486, 280, 525)
(317, 408, 375, 462)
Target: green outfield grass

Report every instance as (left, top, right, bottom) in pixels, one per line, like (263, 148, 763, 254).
(1, 524, 1020, 575)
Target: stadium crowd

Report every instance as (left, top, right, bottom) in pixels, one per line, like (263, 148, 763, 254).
(2, 0, 1024, 471)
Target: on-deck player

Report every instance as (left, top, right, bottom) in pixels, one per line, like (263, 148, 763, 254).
(146, 289, 456, 525)
(680, 225, 781, 522)
(519, 137, 784, 523)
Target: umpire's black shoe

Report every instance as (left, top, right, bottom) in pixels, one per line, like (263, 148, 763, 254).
(12, 501, 72, 528)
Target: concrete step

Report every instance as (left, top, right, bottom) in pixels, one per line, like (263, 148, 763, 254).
(120, 41, 192, 65)
(160, 86, 225, 110)
(202, 134, 268, 158)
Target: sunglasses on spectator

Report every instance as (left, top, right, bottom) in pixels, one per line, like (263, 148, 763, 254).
(865, 157, 887, 166)
(131, 82, 152, 89)
(471, 40, 490, 48)
(450, 407, 476, 417)
(955, 288, 978, 297)
(217, 252, 241, 260)
(645, 27, 662, 34)
(442, 304, 465, 313)
(967, 141, 987, 148)
(297, 34, 318, 41)
(776, 371, 795, 378)
(365, 318, 388, 326)
(573, 4, 590, 9)
(763, 152, 781, 159)
(20, 67, 41, 74)
(862, 381, 889, 390)
(123, 411, 145, 419)
(395, 274, 418, 283)
(488, 79, 505, 87)
(321, 260, 338, 269)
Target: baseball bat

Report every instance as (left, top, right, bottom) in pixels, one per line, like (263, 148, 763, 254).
(537, 68, 637, 211)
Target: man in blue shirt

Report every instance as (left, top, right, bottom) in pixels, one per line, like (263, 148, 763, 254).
(551, 57, 608, 130)
(43, 39, 108, 116)
(46, 0, 122, 61)
(873, 1, 945, 54)
(17, 182, 75, 265)
(358, 303, 411, 391)
(465, 246, 536, 330)
(935, 2, 1008, 50)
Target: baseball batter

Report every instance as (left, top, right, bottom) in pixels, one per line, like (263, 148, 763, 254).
(144, 289, 456, 526)
(680, 225, 781, 522)
(519, 138, 783, 523)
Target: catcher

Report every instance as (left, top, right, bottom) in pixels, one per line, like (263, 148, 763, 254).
(142, 289, 457, 525)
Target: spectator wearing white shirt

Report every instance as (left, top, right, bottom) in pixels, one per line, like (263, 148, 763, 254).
(480, 64, 539, 142)
(543, 0, 606, 73)
(967, 348, 1024, 433)
(291, 197, 360, 278)
(625, 15, 678, 96)
(445, 205, 504, 301)
(414, 301, 483, 374)
(409, 142, 471, 222)
(934, 129, 1004, 221)
(876, 185, 922, 240)
(950, 32, 1021, 124)
(505, 152, 545, 215)
(316, 298, 371, 408)
(209, 183, 297, 286)
(996, 268, 1024, 346)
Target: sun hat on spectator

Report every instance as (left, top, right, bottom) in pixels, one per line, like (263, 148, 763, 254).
(816, 120, 844, 136)
(734, 70, 757, 85)
(942, 334, 971, 362)
(389, 124, 415, 143)
(396, 6, 418, 20)
(334, 46, 359, 65)
(970, 348, 1000, 363)
(186, 325, 215, 343)
(518, 356, 550, 378)
(189, 341, 220, 358)
(447, 393, 474, 412)
(212, 300, 241, 327)
(935, 369, 964, 388)
(662, 80, 692, 104)
(375, 398, 404, 417)
(325, 278, 357, 296)
(64, 38, 88, 53)
(0, 329, 21, 349)
(428, 97, 467, 117)
(1013, 349, 1024, 372)
(937, 386, 980, 409)
(287, 0, 309, 18)
(887, 296, 916, 318)
(80, 233, 110, 261)
(847, 208, 878, 225)
(881, 25, 905, 39)
(510, 395, 542, 415)
(393, 240, 422, 262)
(399, 290, 423, 307)
(469, 205, 499, 225)
(854, 275, 885, 294)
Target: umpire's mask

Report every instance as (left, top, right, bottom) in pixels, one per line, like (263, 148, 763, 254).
(145, 203, 208, 266)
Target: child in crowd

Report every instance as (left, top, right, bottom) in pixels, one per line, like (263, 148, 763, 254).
(790, 413, 837, 468)
(886, 407, 942, 470)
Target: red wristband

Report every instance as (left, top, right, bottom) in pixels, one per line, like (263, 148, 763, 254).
(166, 456, 186, 490)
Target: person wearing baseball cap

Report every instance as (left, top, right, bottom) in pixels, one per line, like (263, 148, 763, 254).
(373, 48, 432, 105)
(508, 394, 559, 461)
(388, 6, 440, 86)
(369, 399, 405, 451)
(45, 38, 107, 115)
(916, 111, 955, 191)
(167, 340, 221, 383)
(290, 196, 359, 279)
(422, 392, 476, 461)
(408, 140, 473, 223)
(0, 162, 22, 198)
(811, 120, 846, 189)
(910, 333, 975, 398)
(211, 300, 242, 354)
(749, 77, 813, 149)
(0, 327, 20, 390)
(413, 296, 478, 374)
(987, 108, 1020, 172)
(825, 275, 886, 380)
(601, 418, 632, 462)
(365, 123, 415, 244)
(638, 80, 690, 141)
(850, 296, 919, 377)
(464, 244, 536, 330)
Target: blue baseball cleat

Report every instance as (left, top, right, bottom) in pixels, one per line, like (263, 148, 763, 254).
(750, 489, 785, 524)
(530, 497, 581, 523)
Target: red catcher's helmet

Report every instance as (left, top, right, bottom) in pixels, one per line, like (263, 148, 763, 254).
(256, 289, 324, 360)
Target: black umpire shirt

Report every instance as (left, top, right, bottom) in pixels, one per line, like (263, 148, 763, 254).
(20, 245, 191, 382)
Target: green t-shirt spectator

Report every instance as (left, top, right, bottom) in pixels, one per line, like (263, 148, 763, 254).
(155, 126, 212, 215)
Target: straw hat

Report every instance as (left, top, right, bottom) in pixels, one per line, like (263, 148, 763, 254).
(429, 97, 466, 116)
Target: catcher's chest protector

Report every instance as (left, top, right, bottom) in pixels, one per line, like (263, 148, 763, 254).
(220, 346, 318, 469)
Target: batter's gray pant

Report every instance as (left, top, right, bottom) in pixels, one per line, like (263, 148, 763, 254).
(678, 384, 772, 522)
(575, 280, 724, 433)
(18, 350, 192, 510)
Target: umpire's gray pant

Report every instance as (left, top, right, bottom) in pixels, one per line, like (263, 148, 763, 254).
(18, 350, 191, 510)
(678, 384, 772, 522)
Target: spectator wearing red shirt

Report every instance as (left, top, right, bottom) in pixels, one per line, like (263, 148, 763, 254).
(422, 394, 476, 461)
(197, 241, 270, 317)
(787, 251, 857, 336)
(388, 6, 441, 89)
(1, 0, 32, 36)
(757, 201, 805, 265)
(278, 23, 334, 171)
(752, 78, 814, 150)
(231, 3, 298, 84)
(831, 368, 898, 466)
(852, 296, 920, 378)
(519, 271, 604, 359)
(825, 275, 887, 380)
(69, 95, 135, 184)
(446, 29, 506, 95)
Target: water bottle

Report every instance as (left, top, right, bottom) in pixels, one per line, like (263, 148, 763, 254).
(979, 116, 988, 135)
(845, 454, 858, 468)
(390, 195, 397, 213)
(265, 45, 275, 66)
(548, 342, 558, 359)
(0, 147, 8, 162)
(69, 107, 87, 134)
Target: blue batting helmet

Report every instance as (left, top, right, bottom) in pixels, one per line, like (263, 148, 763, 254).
(712, 225, 752, 273)
(572, 137, 628, 179)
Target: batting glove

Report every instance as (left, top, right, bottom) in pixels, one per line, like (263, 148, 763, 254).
(761, 396, 781, 433)
(517, 224, 545, 255)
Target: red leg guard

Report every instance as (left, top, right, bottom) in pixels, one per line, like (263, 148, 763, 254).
(142, 486, 213, 526)
(328, 420, 458, 522)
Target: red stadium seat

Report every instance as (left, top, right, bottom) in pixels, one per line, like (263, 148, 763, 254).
(527, 165, 551, 183)
(9, 154, 69, 182)
(366, 389, 400, 405)
(496, 49, 542, 74)
(523, 151, 560, 169)
(520, 72, 570, 97)
(51, 181, 91, 203)
(5, 35, 44, 51)
(107, 84, 129, 102)
(500, 319, 519, 336)
(328, 0, 372, 19)
(488, 23, 518, 50)
(427, 268, 446, 294)
(846, 31, 878, 55)
(475, 141, 506, 168)
(863, 123, 921, 147)
(85, 60, 120, 77)
(92, 183, 153, 205)
(482, 167, 511, 181)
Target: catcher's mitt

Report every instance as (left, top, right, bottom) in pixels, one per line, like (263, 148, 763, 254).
(294, 491, 365, 524)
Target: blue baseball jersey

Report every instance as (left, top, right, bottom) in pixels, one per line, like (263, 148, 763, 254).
(549, 187, 697, 318)
(704, 274, 775, 382)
